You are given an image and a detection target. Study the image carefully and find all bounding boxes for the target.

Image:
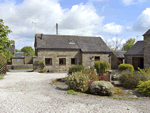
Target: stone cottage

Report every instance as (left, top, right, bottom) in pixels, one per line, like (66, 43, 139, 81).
(124, 29, 150, 70)
(111, 51, 126, 69)
(33, 34, 111, 72)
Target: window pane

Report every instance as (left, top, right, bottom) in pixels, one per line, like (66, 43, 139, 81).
(71, 58, 77, 64)
(59, 58, 66, 65)
(45, 58, 52, 65)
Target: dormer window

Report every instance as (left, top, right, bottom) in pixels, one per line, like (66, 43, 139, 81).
(68, 39, 75, 44)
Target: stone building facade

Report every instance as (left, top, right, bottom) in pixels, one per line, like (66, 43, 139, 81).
(111, 51, 125, 69)
(124, 29, 150, 69)
(33, 34, 111, 72)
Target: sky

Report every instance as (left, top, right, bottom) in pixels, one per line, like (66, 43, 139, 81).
(0, 0, 150, 50)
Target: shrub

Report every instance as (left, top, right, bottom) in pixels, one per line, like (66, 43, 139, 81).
(68, 65, 84, 75)
(66, 71, 90, 92)
(90, 81, 114, 96)
(98, 75, 110, 81)
(94, 61, 110, 74)
(82, 69, 99, 81)
(138, 67, 150, 81)
(118, 64, 134, 73)
(114, 87, 124, 95)
(118, 69, 150, 88)
(88, 80, 94, 87)
(136, 80, 150, 97)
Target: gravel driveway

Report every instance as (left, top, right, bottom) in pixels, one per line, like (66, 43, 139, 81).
(0, 72, 150, 113)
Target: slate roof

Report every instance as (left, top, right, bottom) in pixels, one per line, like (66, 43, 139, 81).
(143, 29, 150, 36)
(35, 34, 111, 53)
(113, 51, 126, 58)
(124, 41, 144, 56)
(7, 45, 15, 54)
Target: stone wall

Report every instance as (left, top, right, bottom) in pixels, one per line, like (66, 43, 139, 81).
(82, 53, 110, 68)
(144, 35, 150, 68)
(125, 55, 144, 65)
(12, 58, 24, 65)
(7, 64, 33, 70)
(25, 56, 33, 64)
(33, 49, 82, 72)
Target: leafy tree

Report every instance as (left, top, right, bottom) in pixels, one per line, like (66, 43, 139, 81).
(0, 19, 14, 64)
(21, 46, 35, 56)
(15, 49, 21, 52)
(122, 38, 135, 51)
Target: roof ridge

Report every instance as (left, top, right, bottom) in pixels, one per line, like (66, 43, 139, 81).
(42, 34, 102, 38)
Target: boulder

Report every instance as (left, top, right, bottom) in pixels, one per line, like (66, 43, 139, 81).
(90, 81, 114, 96)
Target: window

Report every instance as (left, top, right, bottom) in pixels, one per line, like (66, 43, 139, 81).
(68, 39, 75, 44)
(95, 56, 100, 61)
(45, 58, 52, 65)
(71, 58, 77, 65)
(59, 58, 66, 65)
(16, 59, 21, 61)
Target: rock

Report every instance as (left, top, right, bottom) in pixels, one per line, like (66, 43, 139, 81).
(90, 81, 114, 96)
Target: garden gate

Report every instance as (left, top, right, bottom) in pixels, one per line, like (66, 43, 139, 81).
(0, 63, 7, 75)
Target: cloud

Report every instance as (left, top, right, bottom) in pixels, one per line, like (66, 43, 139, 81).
(0, 0, 106, 49)
(98, 22, 123, 34)
(126, 8, 150, 32)
(132, 8, 150, 32)
(122, 0, 134, 5)
(0, 0, 123, 50)
(122, 0, 147, 5)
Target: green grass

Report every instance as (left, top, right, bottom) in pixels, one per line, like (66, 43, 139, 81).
(66, 90, 78, 95)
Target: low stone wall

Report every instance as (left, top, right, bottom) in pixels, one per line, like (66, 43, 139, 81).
(7, 64, 33, 70)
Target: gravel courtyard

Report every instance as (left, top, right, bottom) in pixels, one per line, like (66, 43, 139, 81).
(0, 72, 150, 113)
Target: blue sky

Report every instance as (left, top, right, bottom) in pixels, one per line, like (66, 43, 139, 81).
(0, 0, 150, 50)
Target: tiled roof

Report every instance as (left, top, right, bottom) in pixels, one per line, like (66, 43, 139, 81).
(113, 51, 126, 58)
(124, 41, 144, 56)
(35, 34, 111, 53)
(143, 29, 150, 36)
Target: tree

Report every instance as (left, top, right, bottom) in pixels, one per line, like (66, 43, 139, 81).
(122, 38, 135, 51)
(0, 19, 14, 64)
(105, 37, 124, 52)
(15, 49, 21, 52)
(21, 46, 35, 56)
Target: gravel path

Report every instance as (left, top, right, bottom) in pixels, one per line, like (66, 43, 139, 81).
(0, 72, 150, 113)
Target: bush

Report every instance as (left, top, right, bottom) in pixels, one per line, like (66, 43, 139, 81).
(82, 69, 99, 81)
(90, 81, 114, 96)
(136, 80, 150, 97)
(68, 65, 84, 75)
(66, 71, 90, 92)
(118, 64, 134, 73)
(118, 69, 150, 88)
(138, 67, 150, 81)
(94, 61, 110, 74)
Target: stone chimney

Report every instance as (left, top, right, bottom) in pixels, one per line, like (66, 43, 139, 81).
(41, 34, 43, 40)
(13, 40, 15, 46)
(56, 23, 58, 35)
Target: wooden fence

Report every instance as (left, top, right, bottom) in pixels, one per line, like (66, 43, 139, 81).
(0, 63, 7, 75)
